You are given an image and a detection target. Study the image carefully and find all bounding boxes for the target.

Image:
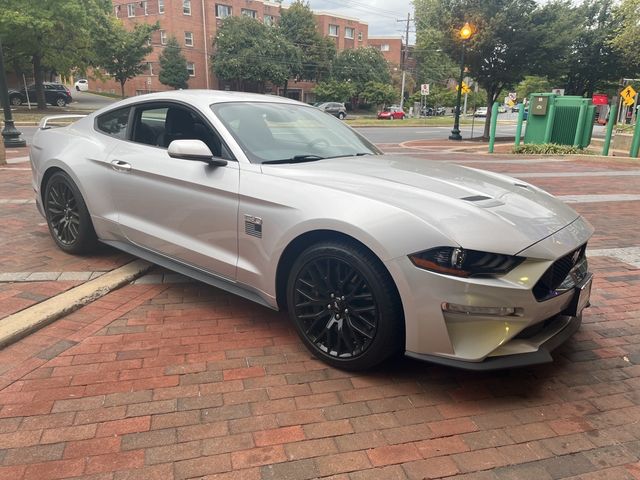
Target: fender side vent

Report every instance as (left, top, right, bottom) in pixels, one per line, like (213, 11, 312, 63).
(461, 195, 492, 202)
(244, 215, 263, 238)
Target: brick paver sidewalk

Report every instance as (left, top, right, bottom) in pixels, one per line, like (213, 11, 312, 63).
(0, 145, 639, 479)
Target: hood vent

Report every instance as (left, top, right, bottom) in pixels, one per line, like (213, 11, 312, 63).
(460, 195, 505, 208)
(461, 195, 492, 202)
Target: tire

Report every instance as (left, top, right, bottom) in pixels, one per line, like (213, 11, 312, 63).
(55, 97, 67, 107)
(76, 86, 80, 92)
(44, 171, 98, 254)
(286, 240, 403, 370)
(10, 95, 22, 106)
(338, 112, 345, 120)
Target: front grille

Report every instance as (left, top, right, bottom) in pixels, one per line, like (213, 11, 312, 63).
(533, 244, 587, 301)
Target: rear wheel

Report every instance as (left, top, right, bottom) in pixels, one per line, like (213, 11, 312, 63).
(10, 95, 22, 106)
(55, 97, 67, 107)
(44, 172, 98, 254)
(286, 241, 403, 370)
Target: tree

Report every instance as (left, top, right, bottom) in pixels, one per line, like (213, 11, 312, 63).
(159, 37, 189, 90)
(610, 0, 640, 75)
(279, 0, 336, 86)
(93, 19, 158, 98)
(516, 76, 553, 102)
(0, 0, 112, 108)
(415, 0, 559, 137)
(212, 16, 301, 92)
(313, 80, 356, 103)
(361, 82, 398, 109)
(331, 47, 390, 106)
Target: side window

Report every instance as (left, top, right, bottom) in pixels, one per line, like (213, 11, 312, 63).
(96, 107, 131, 139)
(131, 104, 232, 160)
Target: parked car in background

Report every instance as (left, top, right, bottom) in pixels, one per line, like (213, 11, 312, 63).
(315, 102, 347, 119)
(422, 106, 446, 116)
(30, 90, 594, 370)
(74, 79, 89, 92)
(474, 107, 488, 117)
(377, 106, 405, 120)
(10, 82, 72, 107)
(497, 105, 507, 113)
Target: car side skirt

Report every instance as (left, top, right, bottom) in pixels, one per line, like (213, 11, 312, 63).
(102, 240, 278, 311)
(405, 314, 581, 371)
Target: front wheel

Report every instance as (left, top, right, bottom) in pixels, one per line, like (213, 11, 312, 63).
(44, 171, 98, 254)
(338, 112, 345, 120)
(286, 241, 403, 370)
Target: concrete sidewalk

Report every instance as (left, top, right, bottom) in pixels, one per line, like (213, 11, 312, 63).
(0, 145, 639, 479)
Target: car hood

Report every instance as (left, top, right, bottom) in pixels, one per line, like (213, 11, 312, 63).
(261, 155, 581, 255)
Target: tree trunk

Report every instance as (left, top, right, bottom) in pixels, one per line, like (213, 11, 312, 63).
(282, 79, 288, 96)
(32, 52, 46, 109)
(120, 80, 126, 98)
(482, 87, 503, 139)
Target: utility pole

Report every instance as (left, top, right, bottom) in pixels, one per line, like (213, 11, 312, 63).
(397, 13, 412, 110)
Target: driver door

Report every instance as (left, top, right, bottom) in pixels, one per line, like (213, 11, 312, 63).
(108, 102, 240, 280)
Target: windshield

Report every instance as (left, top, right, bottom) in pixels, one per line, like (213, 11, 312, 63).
(211, 102, 380, 164)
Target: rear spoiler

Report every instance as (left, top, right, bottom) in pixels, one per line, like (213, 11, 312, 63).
(39, 114, 86, 130)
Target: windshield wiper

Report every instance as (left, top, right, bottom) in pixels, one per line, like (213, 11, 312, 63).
(262, 155, 325, 165)
(325, 152, 372, 159)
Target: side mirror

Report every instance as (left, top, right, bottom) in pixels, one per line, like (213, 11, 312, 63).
(167, 139, 227, 166)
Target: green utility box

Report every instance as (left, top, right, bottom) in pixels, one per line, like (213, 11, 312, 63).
(524, 93, 596, 148)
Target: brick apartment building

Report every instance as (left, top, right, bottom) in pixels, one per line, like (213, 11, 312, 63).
(93, 0, 370, 102)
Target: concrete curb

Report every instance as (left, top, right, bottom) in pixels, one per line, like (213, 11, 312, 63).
(0, 259, 153, 349)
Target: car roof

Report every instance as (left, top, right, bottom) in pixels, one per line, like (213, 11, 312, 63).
(99, 90, 303, 113)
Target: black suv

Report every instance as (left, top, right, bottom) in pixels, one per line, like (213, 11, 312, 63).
(9, 82, 72, 107)
(315, 102, 347, 120)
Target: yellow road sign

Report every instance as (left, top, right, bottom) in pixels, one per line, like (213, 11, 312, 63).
(621, 85, 637, 106)
(457, 81, 471, 94)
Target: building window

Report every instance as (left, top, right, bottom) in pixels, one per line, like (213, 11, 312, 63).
(187, 62, 195, 77)
(358, 31, 363, 42)
(183, 0, 191, 15)
(380, 44, 390, 52)
(158, 0, 164, 14)
(241, 9, 257, 18)
(145, 62, 154, 76)
(263, 14, 276, 26)
(345, 27, 354, 39)
(142, 1, 148, 15)
(127, 3, 136, 17)
(184, 31, 193, 47)
(160, 30, 167, 45)
(216, 4, 231, 18)
(328, 24, 339, 37)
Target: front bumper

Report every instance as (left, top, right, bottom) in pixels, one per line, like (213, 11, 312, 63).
(384, 216, 593, 369)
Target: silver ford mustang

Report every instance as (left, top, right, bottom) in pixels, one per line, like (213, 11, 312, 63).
(30, 91, 593, 370)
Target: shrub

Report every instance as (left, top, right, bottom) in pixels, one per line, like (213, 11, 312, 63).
(512, 143, 589, 155)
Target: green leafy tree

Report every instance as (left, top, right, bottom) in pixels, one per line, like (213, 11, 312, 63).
(0, 0, 112, 108)
(279, 0, 336, 87)
(361, 82, 398, 109)
(212, 16, 301, 92)
(562, 0, 623, 96)
(611, 0, 640, 70)
(159, 37, 189, 90)
(516, 76, 553, 102)
(93, 19, 158, 98)
(331, 47, 390, 107)
(312, 80, 356, 103)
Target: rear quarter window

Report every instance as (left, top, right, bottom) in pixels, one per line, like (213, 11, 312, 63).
(96, 107, 131, 139)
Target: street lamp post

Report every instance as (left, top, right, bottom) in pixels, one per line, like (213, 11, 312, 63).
(0, 36, 26, 148)
(449, 22, 473, 141)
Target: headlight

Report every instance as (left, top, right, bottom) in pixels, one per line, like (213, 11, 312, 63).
(408, 247, 525, 278)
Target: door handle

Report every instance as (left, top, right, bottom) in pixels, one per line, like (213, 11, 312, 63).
(111, 160, 132, 172)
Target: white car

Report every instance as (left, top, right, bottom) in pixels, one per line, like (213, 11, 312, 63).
(74, 79, 89, 92)
(474, 107, 488, 117)
(29, 90, 593, 370)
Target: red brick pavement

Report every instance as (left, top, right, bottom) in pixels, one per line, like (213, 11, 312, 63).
(0, 147, 639, 479)
(0, 148, 132, 319)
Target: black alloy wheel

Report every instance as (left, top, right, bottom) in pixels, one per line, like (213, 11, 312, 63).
(287, 241, 403, 370)
(44, 172, 97, 254)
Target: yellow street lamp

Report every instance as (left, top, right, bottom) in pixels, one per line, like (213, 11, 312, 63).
(449, 22, 475, 141)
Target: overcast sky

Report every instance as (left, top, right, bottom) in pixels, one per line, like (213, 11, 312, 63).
(287, 0, 415, 42)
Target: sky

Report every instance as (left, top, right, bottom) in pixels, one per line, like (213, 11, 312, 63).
(287, 0, 415, 42)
